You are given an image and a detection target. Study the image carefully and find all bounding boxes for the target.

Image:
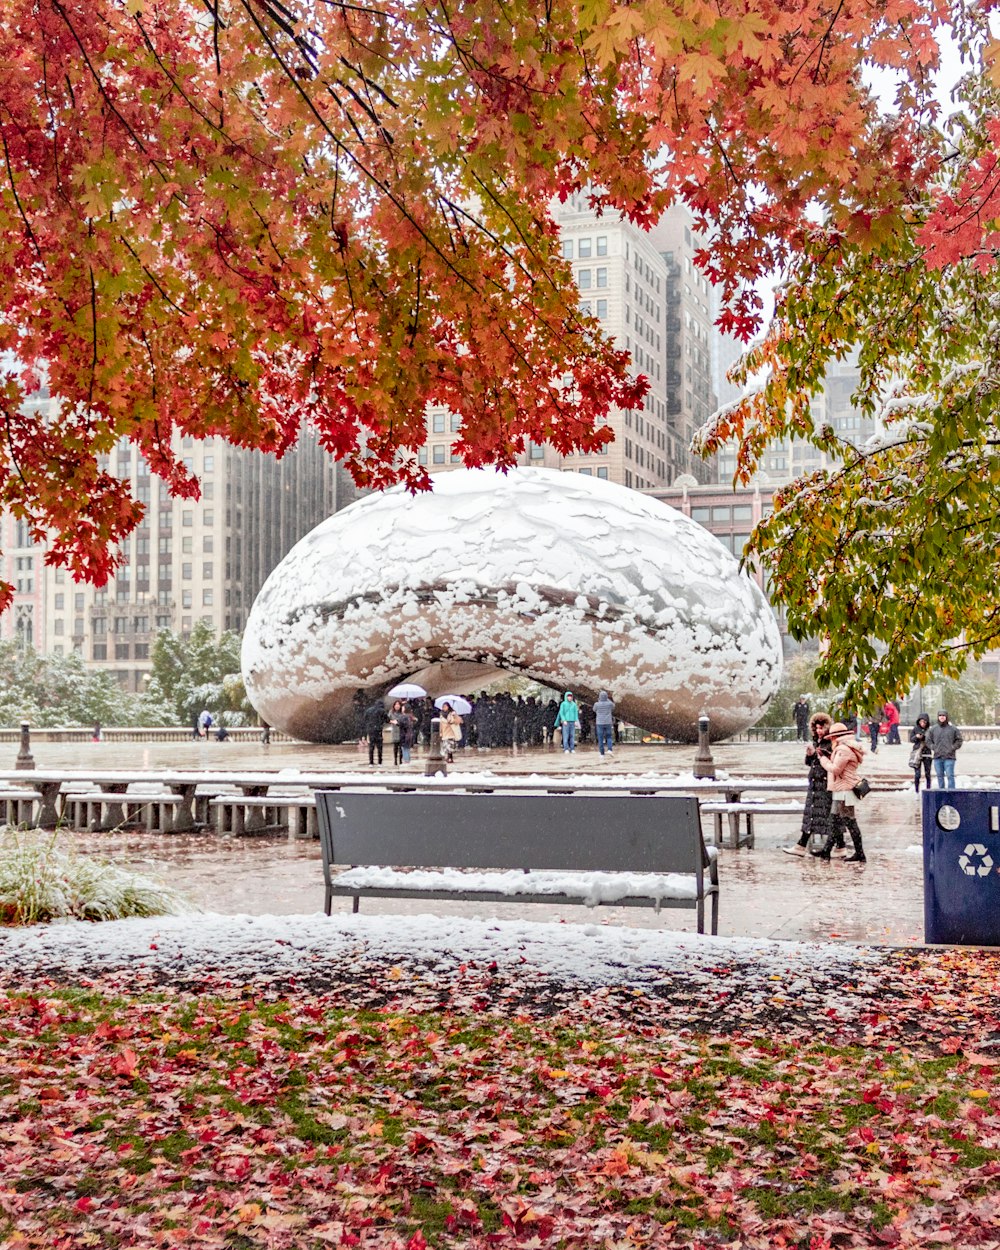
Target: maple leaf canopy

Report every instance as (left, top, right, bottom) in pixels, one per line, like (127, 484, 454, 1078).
(696, 3, 1000, 708)
(0, 0, 949, 607)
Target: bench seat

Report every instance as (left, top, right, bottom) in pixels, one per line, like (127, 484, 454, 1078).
(699, 800, 803, 849)
(209, 794, 316, 838)
(332, 863, 718, 908)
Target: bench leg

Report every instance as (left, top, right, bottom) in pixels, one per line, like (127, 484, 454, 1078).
(711, 891, 719, 936)
(352, 895, 360, 914)
(713, 812, 723, 848)
(745, 813, 755, 850)
(325, 885, 333, 916)
(696, 896, 705, 934)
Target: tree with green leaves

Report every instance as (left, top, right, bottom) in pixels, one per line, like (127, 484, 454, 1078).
(148, 622, 250, 727)
(698, 8, 1000, 709)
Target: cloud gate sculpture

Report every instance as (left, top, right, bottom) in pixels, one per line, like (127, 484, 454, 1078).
(241, 468, 782, 742)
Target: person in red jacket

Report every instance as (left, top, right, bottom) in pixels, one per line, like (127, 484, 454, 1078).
(883, 700, 901, 745)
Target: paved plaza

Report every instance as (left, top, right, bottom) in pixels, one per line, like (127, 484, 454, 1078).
(26, 731, 999, 947)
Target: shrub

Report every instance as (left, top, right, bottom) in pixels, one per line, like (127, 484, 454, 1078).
(0, 828, 193, 925)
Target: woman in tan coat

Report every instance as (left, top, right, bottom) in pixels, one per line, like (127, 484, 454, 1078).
(812, 722, 867, 863)
(438, 702, 463, 762)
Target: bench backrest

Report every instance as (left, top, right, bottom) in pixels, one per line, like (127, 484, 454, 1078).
(315, 790, 706, 879)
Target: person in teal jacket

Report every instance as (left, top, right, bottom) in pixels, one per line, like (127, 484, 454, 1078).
(555, 691, 580, 754)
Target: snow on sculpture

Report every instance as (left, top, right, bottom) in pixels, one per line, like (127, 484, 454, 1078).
(241, 468, 782, 742)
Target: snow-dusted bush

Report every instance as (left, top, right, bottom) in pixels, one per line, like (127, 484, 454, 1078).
(0, 829, 193, 925)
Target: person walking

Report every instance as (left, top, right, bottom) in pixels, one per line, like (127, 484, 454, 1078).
(593, 691, 615, 756)
(555, 691, 580, 754)
(783, 712, 841, 856)
(439, 702, 463, 762)
(867, 712, 882, 754)
(909, 713, 933, 792)
(884, 700, 901, 746)
(362, 699, 387, 766)
(812, 721, 867, 863)
(793, 696, 811, 742)
(925, 710, 963, 789)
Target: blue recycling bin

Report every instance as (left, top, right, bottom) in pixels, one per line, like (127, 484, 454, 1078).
(923, 789, 1000, 945)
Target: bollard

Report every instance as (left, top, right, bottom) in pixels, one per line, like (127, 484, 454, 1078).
(425, 716, 447, 776)
(693, 712, 716, 779)
(15, 720, 35, 770)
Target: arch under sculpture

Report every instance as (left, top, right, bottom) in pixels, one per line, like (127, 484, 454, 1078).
(241, 468, 782, 742)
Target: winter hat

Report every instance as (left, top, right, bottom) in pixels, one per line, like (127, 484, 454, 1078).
(826, 721, 852, 737)
(599, 690, 608, 699)
(937, 709, 949, 718)
(565, 691, 573, 697)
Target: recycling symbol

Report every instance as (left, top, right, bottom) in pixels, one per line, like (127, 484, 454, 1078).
(959, 844, 994, 878)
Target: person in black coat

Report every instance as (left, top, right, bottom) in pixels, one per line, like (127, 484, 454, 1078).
(909, 714, 933, 792)
(362, 700, 387, 765)
(782, 712, 841, 856)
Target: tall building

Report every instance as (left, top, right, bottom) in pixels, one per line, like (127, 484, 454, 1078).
(416, 198, 719, 487)
(713, 356, 875, 487)
(0, 425, 357, 689)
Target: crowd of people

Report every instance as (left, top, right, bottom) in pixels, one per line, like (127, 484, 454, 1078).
(353, 690, 620, 766)
(783, 704, 965, 864)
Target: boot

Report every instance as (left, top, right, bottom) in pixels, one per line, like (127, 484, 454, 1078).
(812, 812, 845, 860)
(843, 816, 866, 863)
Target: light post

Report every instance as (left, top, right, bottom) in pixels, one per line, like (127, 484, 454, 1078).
(693, 712, 716, 779)
(15, 720, 35, 770)
(425, 716, 447, 776)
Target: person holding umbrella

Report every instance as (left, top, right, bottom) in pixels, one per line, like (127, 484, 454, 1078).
(437, 700, 464, 762)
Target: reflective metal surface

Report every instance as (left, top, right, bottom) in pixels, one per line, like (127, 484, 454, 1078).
(242, 468, 782, 742)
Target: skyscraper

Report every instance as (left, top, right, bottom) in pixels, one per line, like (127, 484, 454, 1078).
(0, 426, 357, 690)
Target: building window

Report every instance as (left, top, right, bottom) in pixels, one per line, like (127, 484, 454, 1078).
(54, 619, 64, 636)
(432, 413, 445, 433)
(182, 510, 192, 527)
(92, 643, 107, 661)
(578, 238, 592, 258)
(450, 413, 461, 432)
(156, 615, 171, 628)
(432, 445, 445, 464)
(417, 448, 428, 465)
(596, 236, 607, 256)
(529, 442, 544, 460)
(579, 467, 592, 476)
(691, 507, 711, 524)
(182, 563, 192, 580)
(203, 562, 213, 579)
(596, 268, 607, 288)
(116, 643, 130, 660)
(597, 467, 608, 479)
(733, 505, 753, 522)
(202, 589, 213, 606)
(596, 299, 608, 319)
(449, 451, 460, 464)
(711, 506, 731, 522)
(203, 510, 213, 525)
(54, 593, 64, 610)
(561, 239, 573, 259)
(203, 455, 214, 473)
(134, 643, 149, 660)
(182, 591, 192, 608)
(578, 269, 591, 289)
(133, 616, 148, 632)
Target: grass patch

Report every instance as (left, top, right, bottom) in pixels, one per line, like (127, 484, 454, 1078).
(0, 828, 191, 924)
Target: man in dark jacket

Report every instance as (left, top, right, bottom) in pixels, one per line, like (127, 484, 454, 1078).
(593, 691, 616, 756)
(793, 696, 811, 742)
(362, 700, 387, 766)
(925, 710, 963, 789)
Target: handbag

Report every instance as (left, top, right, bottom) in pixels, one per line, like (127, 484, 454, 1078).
(852, 777, 872, 800)
(908, 746, 922, 769)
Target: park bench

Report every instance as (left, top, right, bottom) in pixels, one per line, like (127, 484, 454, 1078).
(0, 786, 44, 826)
(209, 793, 316, 838)
(61, 787, 186, 833)
(698, 799, 805, 850)
(315, 790, 719, 935)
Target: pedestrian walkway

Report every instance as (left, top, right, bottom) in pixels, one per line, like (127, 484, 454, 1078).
(29, 732, 996, 946)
